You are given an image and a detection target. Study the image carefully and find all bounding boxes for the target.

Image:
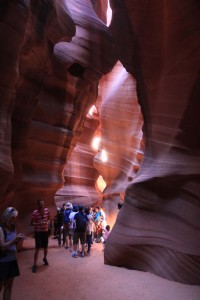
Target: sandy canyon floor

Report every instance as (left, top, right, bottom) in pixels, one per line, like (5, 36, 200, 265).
(8, 236, 200, 300)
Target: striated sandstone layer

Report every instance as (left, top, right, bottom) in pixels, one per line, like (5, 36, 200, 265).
(0, 0, 116, 232)
(94, 61, 143, 226)
(0, 0, 30, 201)
(0, 0, 199, 285)
(55, 107, 101, 208)
(105, 0, 200, 284)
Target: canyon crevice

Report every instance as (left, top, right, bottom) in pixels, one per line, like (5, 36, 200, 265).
(0, 0, 199, 284)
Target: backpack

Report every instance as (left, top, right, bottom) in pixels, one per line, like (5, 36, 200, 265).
(64, 210, 71, 224)
(75, 212, 88, 232)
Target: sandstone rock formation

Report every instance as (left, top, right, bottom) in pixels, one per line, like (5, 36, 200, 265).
(0, 0, 116, 231)
(104, 0, 200, 285)
(94, 61, 143, 226)
(55, 106, 101, 208)
(0, 0, 199, 285)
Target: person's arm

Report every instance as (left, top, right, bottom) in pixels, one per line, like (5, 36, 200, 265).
(47, 209, 51, 221)
(0, 227, 6, 249)
(31, 217, 35, 226)
(0, 227, 26, 251)
(31, 211, 36, 226)
(73, 214, 77, 229)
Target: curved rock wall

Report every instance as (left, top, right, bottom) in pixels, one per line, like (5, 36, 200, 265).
(55, 107, 101, 208)
(0, 0, 30, 201)
(0, 0, 199, 285)
(0, 0, 116, 232)
(94, 61, 143, 226)
(95, 61, 143, 192)
(105, 0, 200, 284)
(1, 0, 77, 230)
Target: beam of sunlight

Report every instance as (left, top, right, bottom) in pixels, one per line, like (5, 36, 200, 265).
(100, 149, 108, 162)
(92, 136, 101, 150)
(87, 105, 96, 117)
(97, 175, 106, 192)
(107, 1, 112, 26)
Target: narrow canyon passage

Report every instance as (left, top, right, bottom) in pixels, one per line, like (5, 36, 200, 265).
(0, 0, 199, 286)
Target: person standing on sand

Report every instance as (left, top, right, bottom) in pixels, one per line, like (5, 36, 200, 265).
(68, 205, 79, 252)
(84, 207, 94, 254)
(0, 207, 26, 300)
(31, 199, 51, 273)
(72, 206, 88, 258)
(63, 202, 73, 249)
(100, 225, 111, 251)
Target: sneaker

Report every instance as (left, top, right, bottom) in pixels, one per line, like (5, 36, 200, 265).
(81, 252, 84, 257)
(43, 258, 49, 265)
(72, 253, 78, 258)
(65, 246, 69, 249)
(32, 265, 37, 273)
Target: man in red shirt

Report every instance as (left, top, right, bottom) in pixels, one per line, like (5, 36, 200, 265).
(31, 199, 51, 273)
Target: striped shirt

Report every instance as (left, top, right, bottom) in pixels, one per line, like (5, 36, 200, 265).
(31, 208, 51, 232)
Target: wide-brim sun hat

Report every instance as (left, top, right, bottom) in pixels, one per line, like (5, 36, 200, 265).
(1, 207, 18, 225)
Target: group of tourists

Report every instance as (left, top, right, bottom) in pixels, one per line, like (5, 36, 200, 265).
(0, 199, 111, 299)
(53, 203, 110, 257)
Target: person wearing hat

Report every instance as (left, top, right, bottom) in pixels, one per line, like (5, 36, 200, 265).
(73, 205, 88, 258)
(68, 205, 79, 252)
(0, 207, 26, 300)
(53, 208, 63, 247)
(63, 202, 73, 249)
(31, 199, 51, 273)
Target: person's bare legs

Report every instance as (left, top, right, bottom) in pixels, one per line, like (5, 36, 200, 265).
(69, 235, 73, 252)
(42, 248, 49, 265)
(81, 243, 85, 257)
(72, 244, 78, 257)
(33, 249, 39, 266)
(32, 248, 39, 272)
(65, 234, 69, 248)
(43, 248, 48, 261)
(62, 227, 66, 246)
(3, 278, 14, 300)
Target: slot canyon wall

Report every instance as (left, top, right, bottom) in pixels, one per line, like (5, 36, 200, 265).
(0, 0, 199, 284)
(0, 0, 117, 230)
(105, 0, 200, 285)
